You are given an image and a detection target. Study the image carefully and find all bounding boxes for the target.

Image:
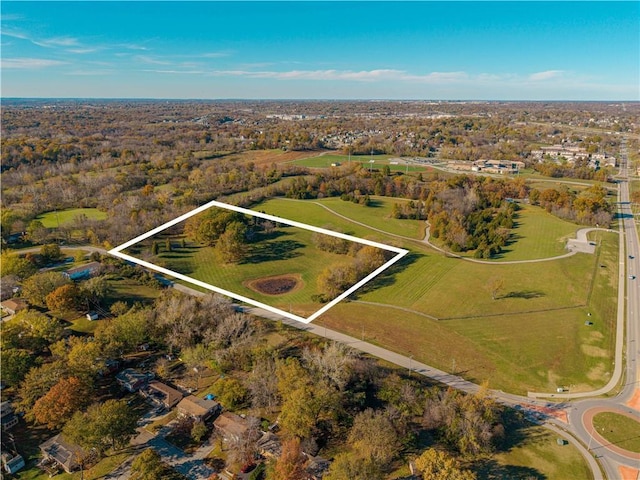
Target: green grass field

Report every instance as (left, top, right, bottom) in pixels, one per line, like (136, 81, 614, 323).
(255, 198, 407, 246)
(35, 208, 107, 228)
(257, 199, 618, 393)
(126, 223, 390, 317)
(473, 204, 580, 261)
(292, 153, 429, 173)
(105, 278, 162, 309)
(490, 425, 593, 480)
(256, 197, 424, 240)
(122, 195, 618, 393)
(592, 412, 640, 453)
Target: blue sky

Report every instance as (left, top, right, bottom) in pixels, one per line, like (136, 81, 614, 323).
(1, 1, 638, 100)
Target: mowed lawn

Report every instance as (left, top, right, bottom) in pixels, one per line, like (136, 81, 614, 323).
(137, 226, 389, 317)
(292, 153, 431, 173)
(35, 208, 107, 228)
(255, 197, 422, 244)
(257, 198, 619, 393)
(489, 425, 593, 480)
(592, 412, 640, 453)
(483, 204, 580, 261)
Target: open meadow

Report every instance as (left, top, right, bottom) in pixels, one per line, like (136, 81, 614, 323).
(124, 215, 393, 318)
(257, 198, 619, 394)
(123, 194, 618, 393)
(291, 153, 430, 173)
(35, 208, 107, 228)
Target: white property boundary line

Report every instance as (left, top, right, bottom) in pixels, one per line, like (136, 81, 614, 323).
(109, 199, 409, 324)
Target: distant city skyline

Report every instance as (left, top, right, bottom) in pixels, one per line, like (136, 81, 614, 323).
(1, 1, 638, 100)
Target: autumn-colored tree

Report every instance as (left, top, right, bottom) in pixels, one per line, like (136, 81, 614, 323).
(0, 250, 37, 279)
(63, 399, 138, 453)
(51, 336, 105, 379)
(22, 271, 70, 307)
(191, 421, 208, 443)
(317, 263, 356, 300)
(215, 221, 247, 263)
(17, 361, 67, 417)
(2, 348, 37, 386)
(347, 409, 400, 468)
(212, 377, 248, 409)
(26, 219, 49, 244)
(95, 309, 150, 355)
(46, 283, 81, 312)
(32, 376, 90, 429)
(131, 449, 166, 480)
(79, 276, 110, 305)
(271, 438, 307, 480)
(323, 452, 383, 480)
(40, 243, 63, 264)
(13, 310, 65, 350)
(414, 448, 476, 480)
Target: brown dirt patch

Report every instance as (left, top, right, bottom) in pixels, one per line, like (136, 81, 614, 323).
(245, 274, 304, 296)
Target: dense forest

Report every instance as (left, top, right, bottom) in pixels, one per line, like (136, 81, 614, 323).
(2, 101, 627, 253)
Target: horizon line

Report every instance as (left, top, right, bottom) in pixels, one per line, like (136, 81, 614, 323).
(2, 97, 638, 103)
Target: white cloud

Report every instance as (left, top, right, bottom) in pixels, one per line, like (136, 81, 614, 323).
(135, 55, 172, 65)
(118, 43, 149, 51)
(67, 48, 99, 54)
(142, 69, 206, 75)
(0, 14, 24, 21)
(206, 68, 475, 84)
(404, 71, 469, 83)
(66, 69, 115, 76)
(201, 52, 230, 58)
(1, 30, 30, 41)
(37, 36, 79, 47)
(529, 70, 564, 81)
(1, 57, 67, 69)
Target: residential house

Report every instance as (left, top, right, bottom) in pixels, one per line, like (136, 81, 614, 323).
(1, 402, 19, 431)
(1, 451, 25, 474)
(115, 369, 154, 393)
(63, 262, 101, 281)
(0, 276, 20, 301)
(256, 432, 282, 459)
(213, 412, 249, 444)
(305, 454, 330, 480)
(0, 298, 27, 316)
(39, 434, 87, 474)
(142, 381, 183, 409)
(177, 395, 221, 422)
